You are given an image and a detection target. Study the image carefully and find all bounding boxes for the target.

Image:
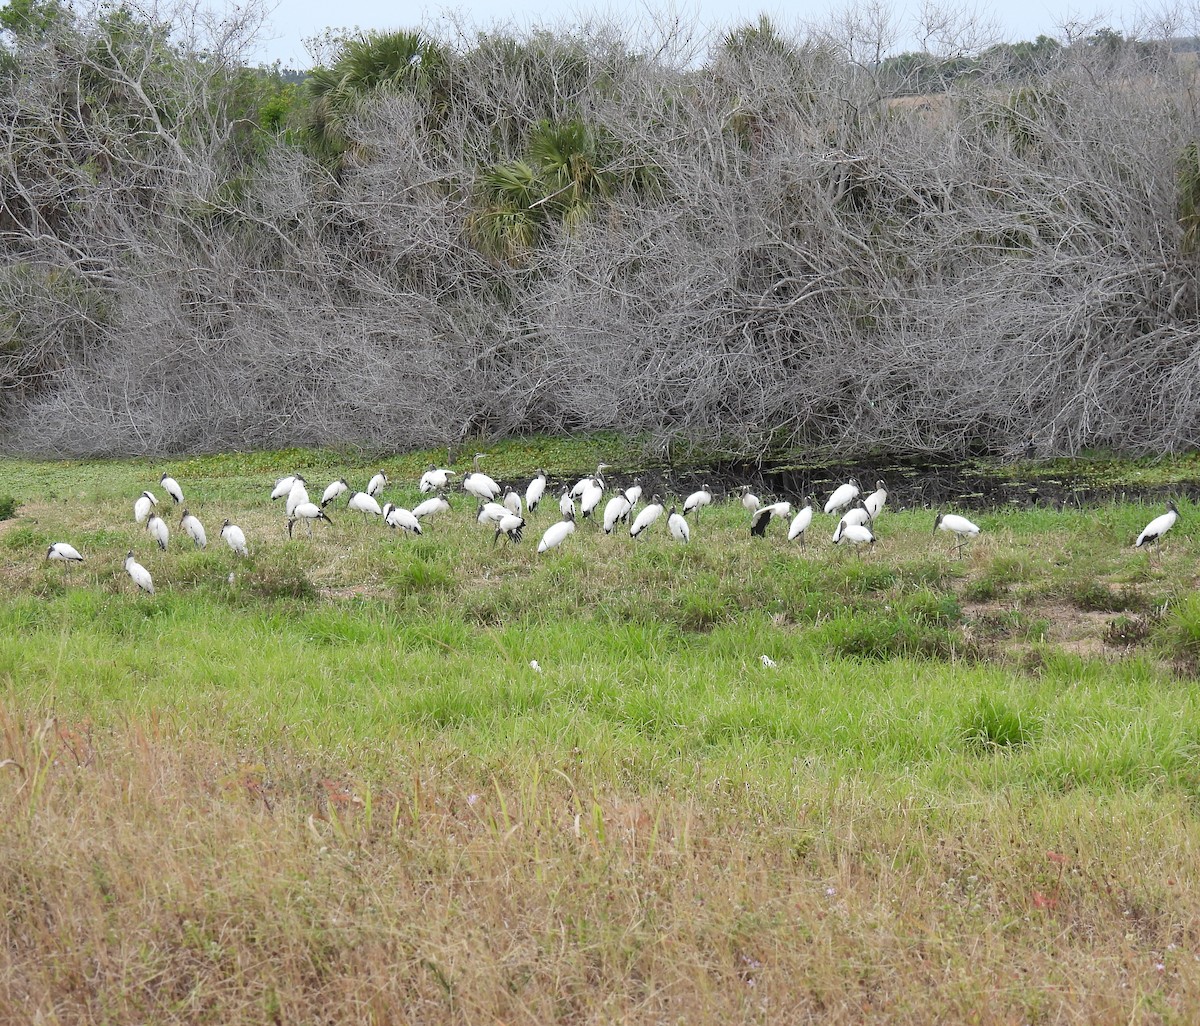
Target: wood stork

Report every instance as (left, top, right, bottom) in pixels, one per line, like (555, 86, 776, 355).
(412, 494, 450, 519)
(602, 494, 632, 534)
(271, 475, 301, 501)
(740, 485, 760, 512)
(572, 463, 610, 498)
(624, 481, 643, 508)
(834, 523, 875, 549)
(46, 542, 84, 563)
(839, 502, 873, 529)
(495, 512, 525, 545)
(124, 551, 154, 595)
(367, 471, 388, 498)
(1135, 500, 1179, 550)
(419, 465, 455, 493)
(145, 514, 169, 551)
(863, 480, 888, 519)
(668, 506, 690, 543)
(788, 497, 816, 546)
(559, 489, 576, 519)
(134, 491, 157, 524)
(630, 495, 663, 538)
(933, 512, 980, 557)
(288, 502, 332, 538)
(160, 472, 184, 505)
(220, 520, 248, 557)
(347, 491, 383, 520)
(321, 478, 349, 508)
(580, 477, 604, 519)
(503, 487, 523, 515)
(525, 470, 547, 512)
(477, 501, 509, 526)
(750, 500, 791, 538)
(824, 478, 861, 514)
(463, 454, 501, 501)
(285, 478, 310, 517)
(683, 487, 712, 518)
(538, 512, 576, 553)
(382, 503, 422, 535)
(179, 509, 207, 549)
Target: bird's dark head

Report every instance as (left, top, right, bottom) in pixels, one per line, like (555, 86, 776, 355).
(45, 545, 53, 559)
(1169, 499, 1179, 514)
(179, 508, 189, 523)
(222, 519, 231, 528)
(932, 512, 943, 532)
(669, 505, 677, 515)
(876, 479, 886, 491)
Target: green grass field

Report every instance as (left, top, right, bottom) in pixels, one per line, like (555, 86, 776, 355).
(3, 443, 1200, 1023)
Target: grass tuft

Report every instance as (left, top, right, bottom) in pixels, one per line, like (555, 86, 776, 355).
(961, 693, 1039, 751)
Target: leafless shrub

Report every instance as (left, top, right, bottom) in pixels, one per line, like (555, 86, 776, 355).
(3, 3, 1200, 458)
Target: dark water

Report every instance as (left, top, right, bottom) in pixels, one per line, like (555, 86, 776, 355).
(540, 459, 1200, 513)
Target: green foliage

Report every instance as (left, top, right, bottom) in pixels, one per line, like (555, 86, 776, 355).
(302, 29, 449, 162)
(0, 0, 70, 39)
(0, 495, 18, 521)
(961, 694, 1039, 750)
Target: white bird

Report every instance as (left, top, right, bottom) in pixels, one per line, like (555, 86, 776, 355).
(412, 494, 450, 519)
(668, 506, 690, 543)
(683, 487, 712, 517)
(1135, 500, 1179, 550)
(740, 485, 760, 512)
(270, 475, 300, 501)
(760, 654, 777, 668)
(46, 541, 84, 563)
(834, 522, 875, 549)
(933, 512, 980, 557)
(160, 472, 184, 505)
(538, 513, 576, 553)
(495, 512, 525, 545)
(220, 520, 248, 557)
(124, 551, 154, 595)
(133, 491, 157, 524)
(477, 501, 509, 526)
(788, 497, 815, 546)
(630, 495, 664, 538)
(145, 514, 169, 551)
(367, 471, 388, 498)
(624, 481, 643, 508)
(419, 464, 455, 493)
(824, 478, 861, 514)
(288, 501, 332, 538)
(463, 454, 501, 501)
(750, 501, 791, 538)
(525, 470, 547, 512)
(503, 487, 523, 515)
(286, 478, 310, 517)
(863, 480, 888, 519)
(571, 463, 610, 498)
(559, 489, 576, 519)
(347, 491, 383, 520)
(321, 478, 349, 508)
(839, 503, 872, 529)
(579, 478, 603, 519)
(179, 509, 206, 549)
(382, 503, 422, 535)
(602, 494, 632, 534)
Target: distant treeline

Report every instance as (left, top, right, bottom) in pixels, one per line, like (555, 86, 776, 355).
(1, 0, 1199, 459)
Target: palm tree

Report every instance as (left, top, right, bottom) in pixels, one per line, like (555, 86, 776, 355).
(302, 29, 449, 163)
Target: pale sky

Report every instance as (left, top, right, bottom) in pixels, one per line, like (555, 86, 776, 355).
(247, 0, 1167, 69)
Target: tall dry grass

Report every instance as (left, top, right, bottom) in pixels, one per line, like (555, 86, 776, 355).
(2, 711, 1199, 1023)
